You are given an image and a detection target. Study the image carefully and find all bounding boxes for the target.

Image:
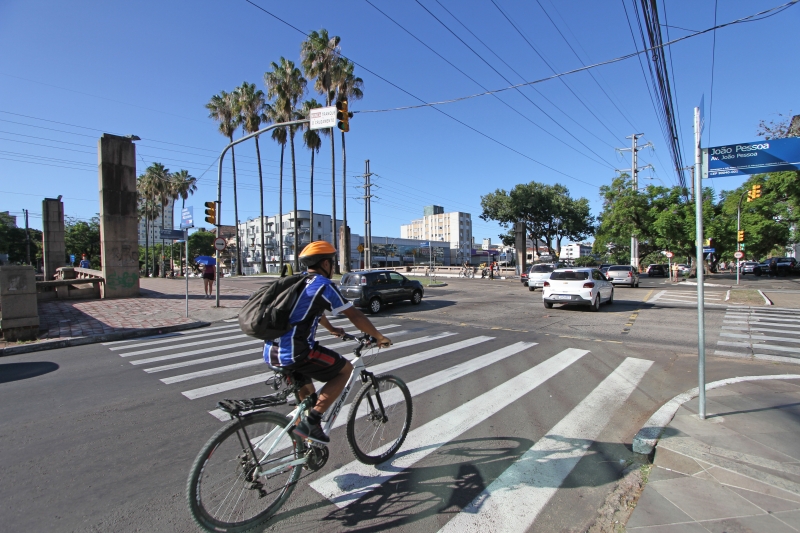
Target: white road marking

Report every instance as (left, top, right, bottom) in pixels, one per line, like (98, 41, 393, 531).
(129, 339, 262, 365)
(143, 348, 262, 373)
(161, 359, 263, 384)
(315, 324, 399, 342)
(116, 332, 245, 357)
(109, 325, 240, 350)
(309, 348, 590, 508)
(324, 331, 456, 352)
(101, 324, 237, 345)
(438, 357, 652, 533)
(721, 332, 800, 344)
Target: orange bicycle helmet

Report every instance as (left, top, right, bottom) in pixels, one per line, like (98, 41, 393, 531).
(299, 240, 337, 267)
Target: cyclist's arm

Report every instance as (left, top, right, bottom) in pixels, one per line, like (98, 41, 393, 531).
(319, 315, 344, 335)
(341, 306, 391, 347)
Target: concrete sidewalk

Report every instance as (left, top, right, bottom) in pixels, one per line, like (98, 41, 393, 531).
(626, 378, 800, 532)
(1, 277, 253, 355)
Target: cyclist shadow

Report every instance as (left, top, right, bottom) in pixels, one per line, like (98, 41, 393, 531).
(272, 434, 631, 530)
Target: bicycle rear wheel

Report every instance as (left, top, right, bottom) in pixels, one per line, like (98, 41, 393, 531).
(187, 411, 304, 533)
(346, 375, 413, 465)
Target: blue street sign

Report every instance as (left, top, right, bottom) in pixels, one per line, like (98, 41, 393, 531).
(703, 247, 715, 253)
(70, 254, 75, 264)
(180, 206, 194, 229)
(419, 241, 430, 248)
(160, 229, 185, 240)
(703, 138, 800, 179)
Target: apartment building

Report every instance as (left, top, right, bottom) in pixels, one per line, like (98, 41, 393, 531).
(399, 205, 472, 264)
(138, 198, 174, 246)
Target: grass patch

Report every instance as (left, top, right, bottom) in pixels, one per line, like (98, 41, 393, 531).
(728, 289, 767, 306)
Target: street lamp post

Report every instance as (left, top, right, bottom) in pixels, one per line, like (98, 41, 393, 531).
(736, 189, 749, 285)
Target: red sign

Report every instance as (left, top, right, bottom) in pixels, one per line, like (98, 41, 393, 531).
(734, 251, 745, 259)
(665, 252, 674, 258)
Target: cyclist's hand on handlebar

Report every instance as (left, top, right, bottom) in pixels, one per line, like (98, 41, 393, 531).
(329, 326, 346, 337)
(375, 335, 392, 348)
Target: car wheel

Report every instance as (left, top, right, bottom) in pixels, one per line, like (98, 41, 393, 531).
(544, 302, 553, 309)
(635, 281, 639, 287)
(589, 295, 600, 312)
(607, 289, 614, 304)
(411, 290, 422, 305)
(369, 297, 382, 314)
(528, 286, 536, 292)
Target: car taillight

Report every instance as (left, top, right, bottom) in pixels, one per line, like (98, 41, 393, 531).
(583, 282, 595, 288)
(360, 276, 367, 285)
(627, 272, 632, 277)
(543, 281, 550, 287)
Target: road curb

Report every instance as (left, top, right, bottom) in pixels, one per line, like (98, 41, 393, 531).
(632, 374, 800, 455)
(0, 321, 211, 357)
(758, 289, 773, 305)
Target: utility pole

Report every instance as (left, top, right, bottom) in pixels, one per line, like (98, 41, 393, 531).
(24, 209, 31, 265)
(694, 105, 706, 420)
(360, 160, 374, 270)
(616, 134, 652, 272)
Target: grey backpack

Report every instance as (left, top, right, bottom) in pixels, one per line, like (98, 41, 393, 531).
(238, 274, 309, 340)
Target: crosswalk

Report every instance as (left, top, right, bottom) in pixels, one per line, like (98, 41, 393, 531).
(714, 307, 800, 365)
(647, 289, 725, 305)
(102, 317, 655, 530)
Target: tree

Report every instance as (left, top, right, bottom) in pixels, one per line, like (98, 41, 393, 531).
(299, 99, 323, 244)
(0, 215, 42, 265)
(143, 162, 172, 277)
(188, 229, 216, 266)
(331, 57, 363, 272)
(237, 81, 268, 273)
(573, 255, 597, 267)
(136, 171, 160, 276)
(265, 57, 307, 272)
(206, 90, 242, 275)
(301, 29, 341, 269)
(263, 100, 286, 273)
(480, 181, 594, 256)
(65, 216, 101, 269)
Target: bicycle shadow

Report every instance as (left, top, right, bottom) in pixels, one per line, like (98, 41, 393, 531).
(269, 434, 632, 531)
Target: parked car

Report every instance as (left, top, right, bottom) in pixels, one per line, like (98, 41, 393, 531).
(527, 264, 556, 292)
(542, 268, 614, 311)
(646, 264, 666, 277)
(600, 266, 610, 276)
(339, 270, 424, 314)
(739, 261, 761, 275)
(606, 265, 640, 287)
(759, 257, 797, 276)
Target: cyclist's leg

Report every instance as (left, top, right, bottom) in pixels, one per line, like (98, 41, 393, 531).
(286, 344, 352, 415)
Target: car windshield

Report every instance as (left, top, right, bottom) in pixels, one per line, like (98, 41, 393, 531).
(531, 265, 554, 273)
(550, 271, 589, 280)
(341, 274, 362, 286)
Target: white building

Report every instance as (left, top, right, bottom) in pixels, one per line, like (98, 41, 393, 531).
(238, 211, 344, 273)
(399, 205, 472, 264)
(559, 242, 593, 262)
(138, 198, 174, 246)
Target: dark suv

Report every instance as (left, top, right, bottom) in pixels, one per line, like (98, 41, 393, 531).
(339, 270, 424, 314)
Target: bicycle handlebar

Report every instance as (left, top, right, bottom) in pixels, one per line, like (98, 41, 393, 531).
(340, 332, 384, 356)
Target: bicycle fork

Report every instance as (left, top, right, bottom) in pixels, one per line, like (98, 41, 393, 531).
(362, 371, 388, 423)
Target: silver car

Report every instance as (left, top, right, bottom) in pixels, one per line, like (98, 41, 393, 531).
(527, 264, 556, 292)
(606, 265, 640, 287)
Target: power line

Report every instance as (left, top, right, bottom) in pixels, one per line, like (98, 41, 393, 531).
(707, 0, 719, 146)
(365, 0, 614, 169)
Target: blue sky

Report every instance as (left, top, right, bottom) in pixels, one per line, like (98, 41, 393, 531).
(1, 0, 798, 244)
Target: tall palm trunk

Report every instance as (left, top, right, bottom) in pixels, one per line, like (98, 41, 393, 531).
(160, 196, 166, 277)
(341, 131, 348, 273)
(278, 143, 285, 274)
(309, 150, 315, 243)
(330, 128, 338, 274)
(229, 138, 242, 276)
(255, 136, 266, 274)
(290, 133, 299, 273)
(144, 202, 149, 276)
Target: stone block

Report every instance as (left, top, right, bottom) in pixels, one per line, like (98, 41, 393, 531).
(0, 293, 39, 318)
(0, 265, 39, 337)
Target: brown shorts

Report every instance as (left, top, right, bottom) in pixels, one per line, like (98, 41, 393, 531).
(283, 343, 348, 387)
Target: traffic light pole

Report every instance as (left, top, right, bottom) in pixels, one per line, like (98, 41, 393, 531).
(736, 190, 748, 286)
(215, 119, 309, 307)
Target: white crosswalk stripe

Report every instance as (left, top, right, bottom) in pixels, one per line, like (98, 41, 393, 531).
(647, 289, 724, 305)
(714, 307, 800, 364)
(101, 318, 659, 529)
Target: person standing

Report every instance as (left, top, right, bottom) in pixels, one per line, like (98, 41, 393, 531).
(202, 262, 215, 298)
(671, 262, 679, 282)
(79, 254, 90, 269)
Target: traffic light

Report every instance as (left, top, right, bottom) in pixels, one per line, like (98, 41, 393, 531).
(753, 184, 762, 199)
(746, 190, 753, 202)
(336, 100, 351, 132)
(204, 201, 217, 225)
(737, 230, 745, 243)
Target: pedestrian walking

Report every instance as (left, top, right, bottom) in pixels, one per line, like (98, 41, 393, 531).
(202, 262, 215, 298)
(719, 261, 726, 273)
(769, 258, 778, 278)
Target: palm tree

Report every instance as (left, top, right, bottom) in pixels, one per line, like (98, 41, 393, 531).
(301, 29, 341, 271)
(299, 99, 323, 244)
(332, 58, 363, 272)
(206, 90, 242, 275)
(263, 101, 287, 274)
(136, 174, 157, 276)
(144, 163, 171, 277)
(265, 57, 307, 273)
(170, 169, 196, 276)
(237, 81, 268, 273)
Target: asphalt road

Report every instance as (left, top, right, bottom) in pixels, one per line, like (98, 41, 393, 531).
(1, 274, 798, 532)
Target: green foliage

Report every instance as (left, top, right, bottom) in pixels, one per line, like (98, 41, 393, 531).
(65, 216, 101, 268)
(480, 181, 594, 255)
(188, 229, 216, 261)
(573, 255, 597, 267)
(0, 216, 41, 264)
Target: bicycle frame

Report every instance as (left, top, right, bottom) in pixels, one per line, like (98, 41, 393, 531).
(247, 351, 372, 479)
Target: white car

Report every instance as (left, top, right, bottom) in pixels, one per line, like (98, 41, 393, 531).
(527, 264, 556, 291)
(542, 267, 614, 311)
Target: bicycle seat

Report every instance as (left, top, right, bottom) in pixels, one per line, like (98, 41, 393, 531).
(267, 363, 292, 376)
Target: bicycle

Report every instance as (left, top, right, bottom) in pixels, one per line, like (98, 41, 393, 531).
(186, 332, 413, 533)
(458, 267, 475, 278)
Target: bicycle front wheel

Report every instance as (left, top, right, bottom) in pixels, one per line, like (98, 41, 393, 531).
(187, 411, 304, 533)
(346, 375, 413, 465)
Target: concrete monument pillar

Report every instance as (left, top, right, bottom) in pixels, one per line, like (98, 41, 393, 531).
(515, 221, 526, 277)
(41, 197, 66, 280)
(98, 133, 140, 298)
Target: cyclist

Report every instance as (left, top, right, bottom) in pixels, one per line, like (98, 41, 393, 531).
(263, 241, 392, 444)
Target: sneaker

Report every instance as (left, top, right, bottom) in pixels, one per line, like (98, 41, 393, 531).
(292, 416, 329, 444)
